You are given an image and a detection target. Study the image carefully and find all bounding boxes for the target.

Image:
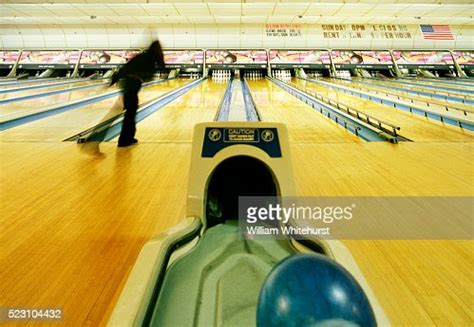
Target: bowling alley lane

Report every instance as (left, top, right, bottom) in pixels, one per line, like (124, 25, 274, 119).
(121, 79, 228, 143)
(0, 79, 106, 101)
(326, 78, 474, 114)
(0, 78, 188, 141)
(295, 79, 474, 142)
(247, 79, 361, 143)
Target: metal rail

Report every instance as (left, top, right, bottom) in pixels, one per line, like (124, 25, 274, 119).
(290, 82, 402, 138)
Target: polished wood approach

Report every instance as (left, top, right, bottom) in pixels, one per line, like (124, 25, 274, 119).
(0, 78, 473, 326)
(1, 142, 191, 326)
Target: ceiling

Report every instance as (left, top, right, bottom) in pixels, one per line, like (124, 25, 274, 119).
(1, 1, 473, 26)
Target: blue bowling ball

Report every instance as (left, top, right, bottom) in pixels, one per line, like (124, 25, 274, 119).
(257, 253, 376, 327)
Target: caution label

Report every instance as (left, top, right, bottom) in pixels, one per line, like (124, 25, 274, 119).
(224, 128, 259, 143)
(202, 127, 281, 158)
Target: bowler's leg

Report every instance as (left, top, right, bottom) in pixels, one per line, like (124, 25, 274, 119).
(118, 79, 141, 146)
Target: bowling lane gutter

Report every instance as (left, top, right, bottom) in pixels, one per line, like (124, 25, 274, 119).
(351, 77, 473, 104)
(241, 77, 261, 121)
(0, 77, 106, 94)
(305, 78, 474, 131)
(0, 80, 110, 105)
(65, 77, 204, 142)
(214, 77, 234, 121)
(0, 78, 172, 131)
(270, 77, 390, 143)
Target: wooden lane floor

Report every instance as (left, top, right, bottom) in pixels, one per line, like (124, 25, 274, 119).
(292, 141, 473, 325)
(0, 84, 116, 122)
(295, 79, 474, 142)
(1, 140, 472, 325)
(0, 79, 188, 142)
(326, 78, 474, 114)
(112, 79, 228, 143)
(0, 79, 105, 101)
(247, 79, 361, 143)
(0, 141, 192, 326)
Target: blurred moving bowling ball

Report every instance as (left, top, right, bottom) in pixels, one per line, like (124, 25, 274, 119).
(257, 253, 376, 327)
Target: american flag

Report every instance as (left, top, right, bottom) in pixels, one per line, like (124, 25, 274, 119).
(420, 25, 454, 40)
